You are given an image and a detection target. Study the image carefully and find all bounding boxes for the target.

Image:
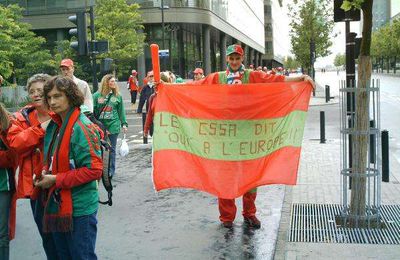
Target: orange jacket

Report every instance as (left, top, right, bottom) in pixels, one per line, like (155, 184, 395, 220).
(128, 75, 139, 91)
(6, 106, 45, 199)
(0, 131, 18, 240)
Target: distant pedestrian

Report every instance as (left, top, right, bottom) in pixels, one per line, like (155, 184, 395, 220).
(193, 44, 314, 229)
(143, 71, 173, 138)
(93, 74, 128, 178)
(59, 58, 94, 112)
(137, 71, 155, 114)
(127, 70, 139, 110)
(36, 75, 102, 260)
(193, 68, 204, 81)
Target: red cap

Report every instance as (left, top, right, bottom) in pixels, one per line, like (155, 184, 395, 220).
(193, 68, 204, 74)
(60, 59, 74, 68)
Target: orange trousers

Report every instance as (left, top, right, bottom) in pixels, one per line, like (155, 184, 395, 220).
(218, 191, 257, 222)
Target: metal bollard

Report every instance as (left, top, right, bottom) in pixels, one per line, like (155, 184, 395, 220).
(348, 117, 353, 189)
(369, 120, 375, 163)
(382, 130, 389, 182)
(325, 85, 330, 103)
(320, 111, 326, 143)
(142, 112, 148, 144)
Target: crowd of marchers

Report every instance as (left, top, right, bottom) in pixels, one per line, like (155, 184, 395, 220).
(0, 44, 314, 260)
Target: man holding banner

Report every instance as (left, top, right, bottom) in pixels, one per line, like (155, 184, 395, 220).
(194, 44, 315, 229)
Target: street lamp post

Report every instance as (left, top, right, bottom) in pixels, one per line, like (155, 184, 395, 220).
(160, 0, 169, 71)
(161, 0, 165, 51)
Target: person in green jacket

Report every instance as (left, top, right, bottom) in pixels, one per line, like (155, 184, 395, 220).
(35, 75, 103, 259)
(93, 74, 128, 177)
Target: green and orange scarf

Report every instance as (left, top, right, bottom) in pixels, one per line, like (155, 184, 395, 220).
(43, 108, 80, 233)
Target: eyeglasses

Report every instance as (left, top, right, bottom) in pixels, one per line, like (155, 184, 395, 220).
(148, 75, 154, 77)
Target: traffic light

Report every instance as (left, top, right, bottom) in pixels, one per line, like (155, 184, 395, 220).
(68, 11, 88, 55)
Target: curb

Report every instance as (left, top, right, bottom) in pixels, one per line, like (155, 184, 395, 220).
(309, 96, 339, 106)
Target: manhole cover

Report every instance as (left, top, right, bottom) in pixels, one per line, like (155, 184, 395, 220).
(288, 204, 400, 244)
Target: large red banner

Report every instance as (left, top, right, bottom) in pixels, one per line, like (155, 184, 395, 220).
(152, 82, 312, 199)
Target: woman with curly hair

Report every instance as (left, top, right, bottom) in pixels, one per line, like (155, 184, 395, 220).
(35, 75, 102, 259)
(93, 74, 128, 178)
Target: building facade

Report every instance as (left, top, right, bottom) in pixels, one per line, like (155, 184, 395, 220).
(390, 0, 400, 22)
(262, 0, 285, 69)
(372, 0, 391, 31)
(0, 0, 267, 79)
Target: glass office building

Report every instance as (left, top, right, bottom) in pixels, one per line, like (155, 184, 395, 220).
(261, 0, 290, 69)
(0, 0, 267, 78)
(372, 0, 391, 31)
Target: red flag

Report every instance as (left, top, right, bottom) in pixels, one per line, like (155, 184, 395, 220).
(152, 82, 312, 199)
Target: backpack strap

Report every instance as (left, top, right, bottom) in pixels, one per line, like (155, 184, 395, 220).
(95, 93, 112, 119)
(98, 136, 113, 206)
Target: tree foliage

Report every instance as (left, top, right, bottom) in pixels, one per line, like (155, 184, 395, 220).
(0, 4, 52, 85)
(370, 18, 400, 71)
(95, 0, 146, 77)
(333, 53, 346, 68)
(284, 56, 301, 70)
(288, 0, 335, 70)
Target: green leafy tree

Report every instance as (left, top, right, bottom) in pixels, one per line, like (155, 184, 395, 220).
(288, 0, 335, 76)
(284, 56, 301, 70)
(95, 0, 146, 78)
(371, 18, 400, 73)
(333, 53, 346, 68)
(0, 4, 52, 85)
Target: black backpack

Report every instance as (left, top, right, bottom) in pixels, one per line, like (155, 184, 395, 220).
(84, 111, 114, 206)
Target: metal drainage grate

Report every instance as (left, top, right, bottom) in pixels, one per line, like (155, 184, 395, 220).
(288, 204, 400, 244)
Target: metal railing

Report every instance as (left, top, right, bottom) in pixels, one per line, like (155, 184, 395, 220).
(339, 78, 382, 228)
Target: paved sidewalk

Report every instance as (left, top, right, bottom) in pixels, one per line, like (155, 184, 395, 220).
(273, 82, 400, 259)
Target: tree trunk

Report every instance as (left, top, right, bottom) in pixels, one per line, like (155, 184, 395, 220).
(350, 56, 371, 223)
(349, 0, 373, 227)
(12, 67, 17, 85)
(394, 56, 397, 74)
(387, 57, 390, 73)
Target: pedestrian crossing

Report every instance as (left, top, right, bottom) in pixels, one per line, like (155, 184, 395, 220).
(119, 132, 152, 145)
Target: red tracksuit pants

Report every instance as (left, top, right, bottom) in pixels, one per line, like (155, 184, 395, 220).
(218, 191, 257, 222)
